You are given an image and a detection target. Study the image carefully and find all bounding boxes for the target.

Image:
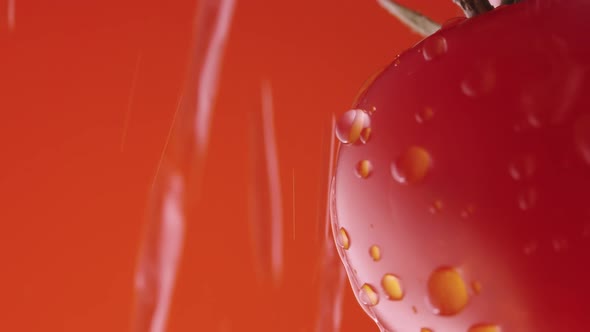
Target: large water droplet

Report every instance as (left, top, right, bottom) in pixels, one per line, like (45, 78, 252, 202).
(369, 245, 381, 261)
(427, 267, 469, 316)
(355, 160, 373, 179)
(335, 109, 371, 144)
(468, 324, 501, 332)
(574, 114, 590, 165)
(359, 283, 379, 306)
(382, 274, 404, 300)
(461, 63, 496, 97)
(422, 35, 448, 61)
(337, 227, 350, 250)
(391, 146, 432, 184)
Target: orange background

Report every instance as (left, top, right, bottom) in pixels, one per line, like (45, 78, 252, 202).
(0, 0, 458, 331)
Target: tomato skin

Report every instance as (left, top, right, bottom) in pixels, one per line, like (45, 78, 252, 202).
(332, 1, 590, 331)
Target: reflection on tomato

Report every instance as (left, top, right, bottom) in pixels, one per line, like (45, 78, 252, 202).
(332, 0, 590, 331)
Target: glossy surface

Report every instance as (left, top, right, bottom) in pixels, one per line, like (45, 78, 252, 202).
(332, 0, 590, 331)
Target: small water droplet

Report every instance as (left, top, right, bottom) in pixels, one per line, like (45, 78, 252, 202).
(523, 241, 538, 255)
(393, 55, 401, 67)
(359, 283, 379, 306)
(335, 109, 371, 144)
(416, 107, 435, 123)
(468, 323, 501, 332)
(429, 200, 444, 214)
(552, 238, 569, 252)
(382, 274, 404, 300)
(422, 35, 448, 61)
(369, 245, 381, 261)
(518, 187, 538, 210)
(337, 227, 350, 250)
(574, 114, 590, 166)
(427, 267, 469, 316)
(391, 146, 432, 184)
(471, 281, 482, 295)
(442, 16, 467, 29)
(461, 63, 496, 97)
(355, 160, 373, 179)
(460, 205, 476, 219)
(509, 155, 536, 180)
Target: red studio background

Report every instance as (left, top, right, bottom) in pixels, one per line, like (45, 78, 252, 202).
(0, 1, 458, 331)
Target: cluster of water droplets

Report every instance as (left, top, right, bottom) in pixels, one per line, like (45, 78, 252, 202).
(333, 104, 500, 332)
(330, 17, 590, 330)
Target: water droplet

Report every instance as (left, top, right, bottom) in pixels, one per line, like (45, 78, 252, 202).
(416, 107, 435, 123)
(461, 63, 496, 97)
(337, 227, 350, 250)
(355, 160, 373, 179)
(472, 281, 482, 295)
(509, 155, 536, 180)
(422, 35, 448, 61)
(369, 245, 381, 261)
(421, 328, 433, 332)
(393, 55, 401, 67)
(427, 267, 469, 316)
(359, 283, 379, 306)
(523, 241, 538, 255)
(442, 16, 467, 29)
(335, 109, 371, 144)
(574, 114, 590, 165)
(429, 200, 444, 214)
(382, 274, 404, 300)
(460, 205, 476, 219)
(552, 238, 569, 252)
(360, 127, 372, 144)
(391, 146, 432, 184)
(468, 323, 501, 332)
(518, 187, 537, 210)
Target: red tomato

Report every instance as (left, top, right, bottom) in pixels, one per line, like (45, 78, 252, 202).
(331, 1, 590, 331)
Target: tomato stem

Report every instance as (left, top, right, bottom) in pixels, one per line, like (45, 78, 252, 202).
(453, 0, 494, 17)
(377, 0, 522, 37)
(376, 0, 442, 37)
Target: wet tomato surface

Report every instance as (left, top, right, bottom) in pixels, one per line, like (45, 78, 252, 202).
(332, 0, 590, 331)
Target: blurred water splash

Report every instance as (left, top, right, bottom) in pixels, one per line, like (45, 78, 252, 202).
(247, 81, 284, 287)
(131, 0, 235, 331)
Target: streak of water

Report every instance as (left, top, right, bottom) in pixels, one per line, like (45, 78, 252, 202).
(7, 0, 14, 31)
(261, 80, 284, 285)
(131, 0, 235, 331)
(194, 0, 236, 157)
